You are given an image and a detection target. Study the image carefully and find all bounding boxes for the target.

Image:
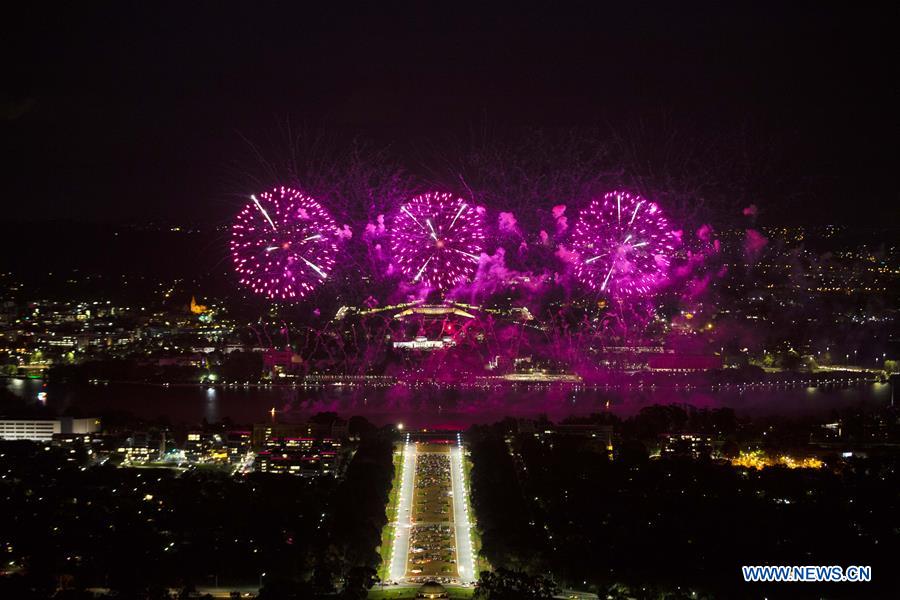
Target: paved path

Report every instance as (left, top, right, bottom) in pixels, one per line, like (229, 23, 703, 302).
(450, 441, 476, 584)
(388, 438, 417, 582)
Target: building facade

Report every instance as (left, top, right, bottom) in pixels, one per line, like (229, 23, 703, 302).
(0, 418, 100, 441)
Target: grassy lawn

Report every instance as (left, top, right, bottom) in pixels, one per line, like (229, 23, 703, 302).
(368, 586, 475, 599)
(463, 450, 490, 575)
(378, 445, 404, 581)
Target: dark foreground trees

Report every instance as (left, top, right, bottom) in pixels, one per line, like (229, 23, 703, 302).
(468, 418, 900, 599)
(313, 433, 394, 596)
(468, 423, 550, 574)
(474, 569, 559, 600)
(0, 423, 396, 599)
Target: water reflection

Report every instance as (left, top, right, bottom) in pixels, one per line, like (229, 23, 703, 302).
(204, 386, 218, 423)
(3, 378, 891, 428)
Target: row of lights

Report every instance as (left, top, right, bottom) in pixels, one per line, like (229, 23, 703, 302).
(389, 433, 414, 582)
(454, 432, 477, 584)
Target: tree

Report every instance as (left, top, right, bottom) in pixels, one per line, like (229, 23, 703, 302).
(341, 567, 378, 599)
(220, 351, 263, 382)
(474, 569, 559, 600)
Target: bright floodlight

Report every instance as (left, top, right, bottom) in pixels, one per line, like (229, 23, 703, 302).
(570, 190, 678, 297)
(231, 187, 340, 300)
(390, 192, 485, 290)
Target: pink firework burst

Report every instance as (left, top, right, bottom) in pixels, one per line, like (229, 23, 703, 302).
(390, 192, 485, 290)
(231, 187, 340, 300)
(570, 190, 678, 297)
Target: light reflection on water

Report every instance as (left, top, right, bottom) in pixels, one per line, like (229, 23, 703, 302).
(4, 378, 891, 429)
(205, 386, 219, 424)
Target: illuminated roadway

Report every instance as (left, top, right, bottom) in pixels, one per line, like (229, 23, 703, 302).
(389, 436, 416, 582)
(450, 434, 476, 584)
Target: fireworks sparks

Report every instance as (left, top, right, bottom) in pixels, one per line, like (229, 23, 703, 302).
(231, 187, 341, 300)
(570, 190, 678, 297)
(390, 192, 485, 290)
(231, 186, 675, 304)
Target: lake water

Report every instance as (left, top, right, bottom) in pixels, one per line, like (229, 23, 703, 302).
(4, 377, 893, 429)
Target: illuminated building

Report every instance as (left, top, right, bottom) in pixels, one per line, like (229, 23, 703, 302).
(256, 438, 342, 477)
(116, 444, 154, 463)
(391, 304, 475, 352)
(189, 296, 208, 314)
(660, 433, 715, 459)
(185, 431, 232, 462)
(416, 581, 449, 599)
(116, 431, 168, 464)
(225, 430, 252, 460)
(252, 423, 315, 448)
(0, 417, 100, 441)
(334, 299, 533, 355)
(393, 336, 454, 350)
(51, 431, 108, 457)
(252, 420, 348, 448)
(250, 420, 345, 477)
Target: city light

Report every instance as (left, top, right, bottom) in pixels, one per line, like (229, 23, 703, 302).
(388, 438, 416, 582)
(451, 438, 477, 585)
(731, 450, 824, 470)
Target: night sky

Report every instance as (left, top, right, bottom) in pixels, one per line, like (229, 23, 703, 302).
(3, 2, 896, 225)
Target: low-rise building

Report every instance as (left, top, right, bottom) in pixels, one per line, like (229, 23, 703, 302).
(255, 437, 342, 477)
(660, 433, 715, 459)
(0, 417, 100, 441)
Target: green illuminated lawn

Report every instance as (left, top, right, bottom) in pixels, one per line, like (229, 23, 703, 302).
(378, 445, 404, 582)
(463, 450, 490, 576)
